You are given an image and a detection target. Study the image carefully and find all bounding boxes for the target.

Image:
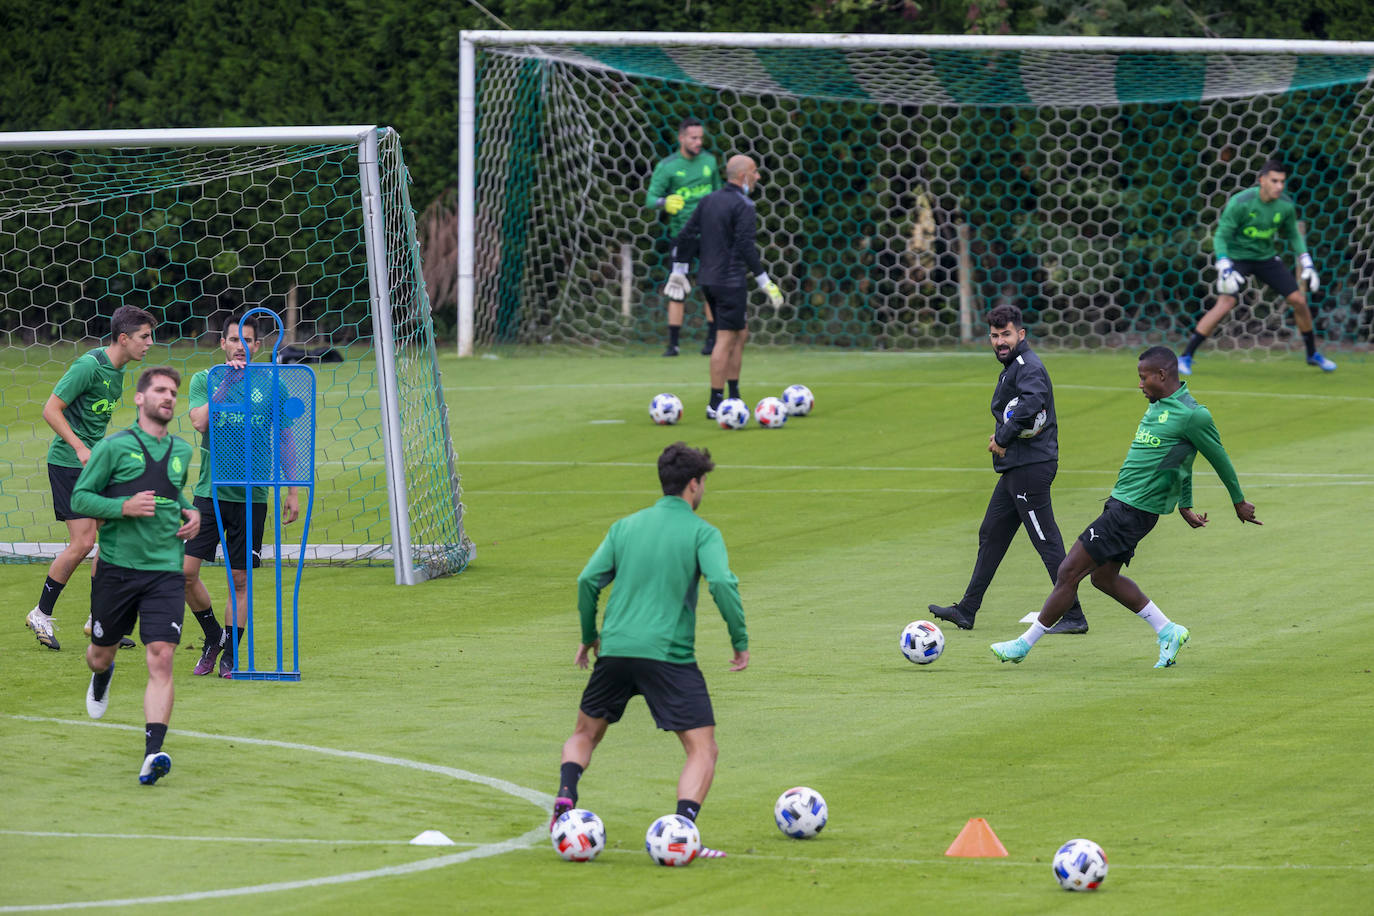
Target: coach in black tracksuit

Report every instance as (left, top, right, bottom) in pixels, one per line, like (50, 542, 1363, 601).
(670, 154, 783, 418)
(928, 304, 1089, 634)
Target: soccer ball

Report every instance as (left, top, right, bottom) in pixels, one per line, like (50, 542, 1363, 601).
(781, 384, 814, 416)
(645, 814, 700, 866)
(754, 396, 787, 428)
(900, 619, 945, 665)
(1000, 397, 1047, 438)
(774, 786, 828, 839)
(716, 397, 750, 430)
(551, 808, 606, 862)
(1052, 838, 1109, 891)
(649, 393, 684, 425)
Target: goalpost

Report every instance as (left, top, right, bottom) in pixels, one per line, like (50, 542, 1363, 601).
(458, 32, 1374, 356)
(0, 126, 473, 585)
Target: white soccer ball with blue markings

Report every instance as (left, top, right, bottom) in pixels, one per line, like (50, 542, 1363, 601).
(645, 814, 700, 866)
(781, 384, 814, 416)
(774, 786, 828, 839)
(550, 808, 606, 862)
(1053, 838, 1109, 891)
(900, 619, 945, 665)
(649, 392, 684, 425)
(754, 396, 787, 428)
(1000, 397, 1047, 438)
(716, 397, 750, 430)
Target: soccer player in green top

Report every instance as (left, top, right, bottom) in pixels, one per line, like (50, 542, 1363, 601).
(73, 366, 199, 785)
(990, 347, 1260, 668)
(1180, 159, 1335, 374)
(552, 442, 748, 859)
(648, 117, 723, 356)
(27, 305, 156, 651)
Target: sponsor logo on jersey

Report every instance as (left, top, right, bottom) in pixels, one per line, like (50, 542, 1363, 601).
(90, 398, 120, 415)
(1157, 410, 1169, 423)
(1133, 425, 1162, 447)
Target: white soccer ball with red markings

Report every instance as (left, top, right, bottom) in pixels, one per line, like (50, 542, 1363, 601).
(716, 398, 750, 430)
(645, 814, 700, 866)
(649, 393, 684, 425)
(1053, 838, 1109, 891)
(754, 396, 787, 429)
(900, 619, 945, 665)
(551, 808, 606, 862)
(781, 384, 814, 416)
(774, 786, 828, 839)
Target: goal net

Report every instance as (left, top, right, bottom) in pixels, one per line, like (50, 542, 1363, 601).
(0, 127, 473, 584)
(461, 33, 1374, 354)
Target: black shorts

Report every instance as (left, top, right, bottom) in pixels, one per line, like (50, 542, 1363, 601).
(579, 656, 715, 732)
(1078, 498, 1159, 566)
(89, 563, 185, 647)
(48, 464, 91, 522)
(701, 285, 748, 331)
(1232, 257, 1299, 298)
(185, 496, 267, 569)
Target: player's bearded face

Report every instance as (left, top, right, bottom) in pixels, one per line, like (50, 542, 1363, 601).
(680, 127, 704, 156)
(137, 377, 178, 424)
(989, 324, 1024, 359)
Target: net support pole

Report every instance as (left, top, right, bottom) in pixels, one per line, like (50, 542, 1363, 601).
(620, 242, 633, 318)
(957, 221, 975, 344)
(358, 128, 419, 586)
(458, 35, 477, 357)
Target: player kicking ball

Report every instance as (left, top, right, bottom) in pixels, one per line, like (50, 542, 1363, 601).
(990, 347, 1260, 668)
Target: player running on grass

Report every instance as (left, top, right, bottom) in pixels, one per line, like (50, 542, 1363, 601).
(73, 366, 199, 785)
(990, 347, 1260, 668)
(1179, 158, 1335, 375)
(27, 305, 156, 652)
(552, 442, 748, 859)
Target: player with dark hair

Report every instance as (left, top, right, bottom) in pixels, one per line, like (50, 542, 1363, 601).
(928, 304, 1088, 634)
(1180, 158, 1335, 374)
(671, 154, 783, 419)
(648, 117, 723, 356)
(183, 314, 299, 677)
(990, 346, 1260, 667)
(73, 366, 199, 784)
(552, 442, 748, 859)
(27, 305, 156, 651)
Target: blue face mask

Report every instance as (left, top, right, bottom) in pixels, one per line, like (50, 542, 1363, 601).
(741, 181, 752, 194)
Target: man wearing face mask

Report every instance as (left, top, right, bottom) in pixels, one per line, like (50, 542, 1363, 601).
(667, 154, 784, 419)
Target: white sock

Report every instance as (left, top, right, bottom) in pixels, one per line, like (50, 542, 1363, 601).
(1136, 600, 1171, 634)
(1021, 620, 1049, 648)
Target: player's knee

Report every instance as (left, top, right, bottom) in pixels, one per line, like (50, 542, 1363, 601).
(68, 530, 97, 554)
(1088, 566, 1117, 592)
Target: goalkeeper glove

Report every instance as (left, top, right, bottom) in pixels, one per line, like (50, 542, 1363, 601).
(663, 264, 691, 301)
(1299, 252, 1320, 293)
(756, 272, 783, 309)
(1215, 257, 1244, 296)
(663, 193, 685, 215)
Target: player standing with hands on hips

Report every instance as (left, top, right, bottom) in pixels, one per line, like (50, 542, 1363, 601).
(1179, 158, 1335, 374)
(669, 155, 783, 419)
(647, 117, 722, 357)
(929, 304, 1089, 635)
(990, 347, 1260, 668)
(73, 367, 199, 785)
(552, 443, 748, 859)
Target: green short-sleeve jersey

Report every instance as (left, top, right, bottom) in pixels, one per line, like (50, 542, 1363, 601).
(188, 366, 277, 503)
(577, 495, 747, 664)
(646, 151, 723, 236)
(1214, 187, 1306, 262)
(70, 426, 195, 572)
(1109, 382, 1245, 516)
(47, 348, 125, 468)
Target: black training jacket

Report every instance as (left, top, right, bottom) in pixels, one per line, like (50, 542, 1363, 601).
(990, 338, 1060, 472)
(672, 183, 764, 289)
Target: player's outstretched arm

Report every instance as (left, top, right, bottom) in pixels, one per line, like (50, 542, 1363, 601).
(1233, 501, 1261, 525)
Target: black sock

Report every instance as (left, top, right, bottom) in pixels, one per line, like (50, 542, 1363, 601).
(705, 320, 715, 340)
(91, 665, 113, 701)
(1183, 331, 1207, 358)
(1302, 330, 1316, 357)
(709, 388, 724, 410)
(676, 799, 701, 822)
(668, 325, 681, 347)
(558, 761, 583, 803)
(221, 626, 245, 661)
(727, 379, 740, 400)
(193, 607, 222, 646)
(145, 722, 167, 756)
(37, 576, 64, 615)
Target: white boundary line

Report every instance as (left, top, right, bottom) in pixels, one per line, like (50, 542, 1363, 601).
(0, 716, 551, 913)
(0, 830, 475, 847)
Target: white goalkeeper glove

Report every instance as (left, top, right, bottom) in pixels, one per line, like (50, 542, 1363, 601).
(1299, 252, 1320, 293)
(755, 272, 783, 309)
(1215, 257, 1244, 296)
(663, 264, 691, 301)
(662, 193, 685, 215)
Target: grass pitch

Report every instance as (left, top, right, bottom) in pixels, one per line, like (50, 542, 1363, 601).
(2, 347, 1372, 913)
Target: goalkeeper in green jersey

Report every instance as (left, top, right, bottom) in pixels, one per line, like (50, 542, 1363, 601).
(1180, 159, 1336, 374)
(991, 347, 1260, 669)
(647, 117, 722, 356)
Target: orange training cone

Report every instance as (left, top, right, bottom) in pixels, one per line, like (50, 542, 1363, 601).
(944, 817, 1009, 857)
